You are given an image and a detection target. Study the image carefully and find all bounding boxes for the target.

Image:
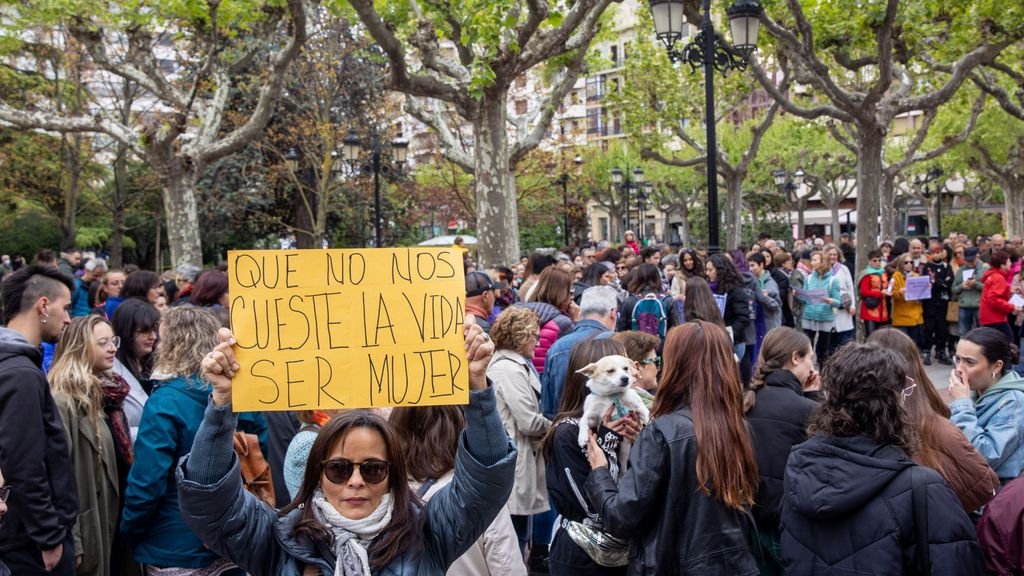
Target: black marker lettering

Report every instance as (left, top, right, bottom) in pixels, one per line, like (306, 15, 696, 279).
(285, 360, 307, 408)
(250, 359, 280, 405)
(316, 356, 343, 406)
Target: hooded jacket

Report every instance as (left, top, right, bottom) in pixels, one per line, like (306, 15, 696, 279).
(780, 435, 986, 575)
(0, 327, 78, 554)
(746, 370, 818, 532)
(980, 267, 1016, 326)
(950, 370, 1024, 481)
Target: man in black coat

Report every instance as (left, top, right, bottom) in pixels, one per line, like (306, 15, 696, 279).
(0, 265, 78, 575)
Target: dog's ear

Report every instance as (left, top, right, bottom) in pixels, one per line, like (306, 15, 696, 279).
(575, 362, 599, 377)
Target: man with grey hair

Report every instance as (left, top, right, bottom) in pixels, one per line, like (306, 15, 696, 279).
(540, 285, 618, 418)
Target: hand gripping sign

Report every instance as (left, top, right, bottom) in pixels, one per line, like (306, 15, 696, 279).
(228, 248, 467, 411)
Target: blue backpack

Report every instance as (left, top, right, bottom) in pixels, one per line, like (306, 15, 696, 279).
(631, 293, 672, 340)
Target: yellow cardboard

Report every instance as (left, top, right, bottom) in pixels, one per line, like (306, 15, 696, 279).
(227, 248, 468, 411)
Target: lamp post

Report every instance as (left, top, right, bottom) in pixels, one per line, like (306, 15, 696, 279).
(638, 180, 653, 240)
(649, 0, 762, 253)
(915, 167, 944, 238)
(773, 167, 804, 239)
(342, 130, 409, 247)
(555, 155, 584, 247)
(611, 165, 645, 240)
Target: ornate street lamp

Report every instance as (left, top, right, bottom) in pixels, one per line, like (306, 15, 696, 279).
(649, 0, 763, 252)
(915, 167, 945, 238)
(342, 130, 409, 247)
(555, 155, 584, 247)
(611, 165, 645, 238)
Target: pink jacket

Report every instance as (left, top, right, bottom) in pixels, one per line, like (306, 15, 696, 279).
(515, 302, 573, 374)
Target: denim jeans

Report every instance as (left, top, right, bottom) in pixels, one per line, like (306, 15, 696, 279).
(959, 307, 980, 337)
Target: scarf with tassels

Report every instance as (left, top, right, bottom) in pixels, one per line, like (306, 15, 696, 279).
(99, 372, 133, 464)
(312, 489, 394, 576)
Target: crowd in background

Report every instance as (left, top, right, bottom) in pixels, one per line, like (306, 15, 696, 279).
(3, 229, 1024, 575)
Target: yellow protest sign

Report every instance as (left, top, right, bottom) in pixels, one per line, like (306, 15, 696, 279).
(227, 248, 467, 411)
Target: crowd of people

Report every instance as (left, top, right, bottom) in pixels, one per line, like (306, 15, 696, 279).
(2, 229, 1024, 575)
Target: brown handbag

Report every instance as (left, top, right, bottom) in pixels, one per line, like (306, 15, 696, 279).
(233, 432, 276, 508)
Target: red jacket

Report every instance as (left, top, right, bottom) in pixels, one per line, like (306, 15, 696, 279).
(857, 271, 889, 323)
(980, 267, 1016, 326)
(978, 475, 1024, 575)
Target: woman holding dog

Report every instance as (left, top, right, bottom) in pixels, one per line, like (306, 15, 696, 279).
(542, 338, 642, 576)
(584, 321, 761, 575)
(487, 306, 553, 569)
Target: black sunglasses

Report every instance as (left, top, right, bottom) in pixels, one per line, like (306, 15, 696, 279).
(0, 485, 9, 503)
(321, 458, 391, 485)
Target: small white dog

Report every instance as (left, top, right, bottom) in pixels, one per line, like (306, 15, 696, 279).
(576, 355, 651, 447)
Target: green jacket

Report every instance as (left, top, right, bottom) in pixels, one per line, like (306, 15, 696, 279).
(55, 394, 119, 576)
(952, 262, 988, 309)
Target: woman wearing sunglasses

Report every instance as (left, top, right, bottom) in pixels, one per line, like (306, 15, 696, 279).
(48, 315, 130, 576)
(869, 328, 998, 512)
(177, 317, 514, 575)
(779, 342, 985, 574)
(949, 326, 1024, 483)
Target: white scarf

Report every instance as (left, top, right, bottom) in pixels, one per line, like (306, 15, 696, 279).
(312, 489, 394, 576)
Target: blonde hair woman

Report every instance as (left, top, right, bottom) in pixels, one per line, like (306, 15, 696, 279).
(49, 315, 127, 576)
(119, 306, 267, 575)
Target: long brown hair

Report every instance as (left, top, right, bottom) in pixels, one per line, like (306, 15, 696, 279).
(744, 327, 812, 413)
(389, 405, 464, 483)
(868, 328, 949, 473)
(541, 337, 627, 457)
(683, 277, 726, 329)
(528, 266, 573, 312)
(652, 321, 758, 511)
(280, 410, 422, 569)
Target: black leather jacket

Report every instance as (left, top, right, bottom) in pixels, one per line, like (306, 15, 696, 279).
(585, 406, 758, 575)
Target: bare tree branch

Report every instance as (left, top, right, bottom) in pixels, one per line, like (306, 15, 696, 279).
(193, 0, 309, 164)
(640, 147, 707, 168)
(749, 57, 854, 122)
(896, 39, 1014, 114)
(405, 96, 475, 172)
(972, 69, 1024, 121)
(510, 47, 588, 165)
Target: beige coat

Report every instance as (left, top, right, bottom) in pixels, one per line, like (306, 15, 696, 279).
(487, 349, 551, 515)
(55, 394, 119, 576)
(414, 471, 527, 576)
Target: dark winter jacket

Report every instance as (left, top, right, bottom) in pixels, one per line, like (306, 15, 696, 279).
(780, 435, 986, 575)
(614, 292, 681, 335)
(769, 267, 794, 327)
(586, 406, 758, 575)
(925, 261, 954, 309)
(746, 370, 818, 533)
(176, 387, 516, 576)
(0, 327, 78, 554)
(720, 284, 753, 345)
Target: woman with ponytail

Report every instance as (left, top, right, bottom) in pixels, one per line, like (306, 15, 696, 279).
(744, 327, 820, 574)
(584, 321, 760, 575)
